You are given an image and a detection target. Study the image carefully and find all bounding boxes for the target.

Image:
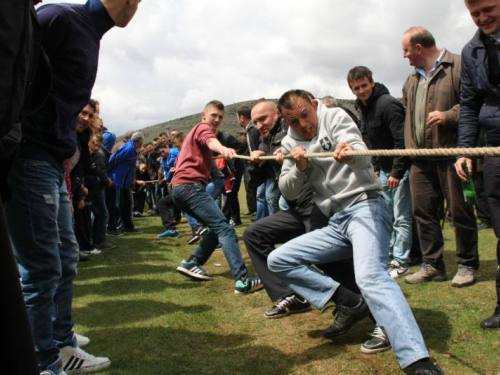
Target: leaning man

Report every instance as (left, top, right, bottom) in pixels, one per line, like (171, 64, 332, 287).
(268, 89, 442, 374)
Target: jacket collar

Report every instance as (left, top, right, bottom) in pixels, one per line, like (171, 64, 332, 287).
(85, 0, 115, 39)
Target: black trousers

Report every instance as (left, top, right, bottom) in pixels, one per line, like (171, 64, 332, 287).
(483, 157, 500, 307)
(244, 166, 258, 214)
(244, 206, 360, 302)
(223, 171, 243, 223)
(410, 160, 479, 269)
(107, 187, 134, 231)
(133, 190, 146, 214)
(474, 171, 492, 224)
(0, 193, 38, 374)
(157, 195, 177, 230)
(73, 202, 92, 249)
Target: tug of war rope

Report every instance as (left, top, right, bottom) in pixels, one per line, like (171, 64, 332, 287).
(227, 147, 500, 161)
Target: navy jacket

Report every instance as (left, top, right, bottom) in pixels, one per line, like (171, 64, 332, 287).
(19, 0, 114, 168)
(458, 30, 500, 147)
(356, 83, 409, 179)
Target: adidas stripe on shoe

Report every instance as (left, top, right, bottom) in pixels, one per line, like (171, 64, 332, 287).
(234, 275, 264, 294)
(60, 345, 110, 374)
(176, 259, 211, 280)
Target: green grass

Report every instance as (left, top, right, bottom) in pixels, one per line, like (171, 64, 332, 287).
(74, 194, 499, 375)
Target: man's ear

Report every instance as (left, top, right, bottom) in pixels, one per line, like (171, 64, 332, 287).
(312, 100, 318, 109)
(200, 111, 205, 121)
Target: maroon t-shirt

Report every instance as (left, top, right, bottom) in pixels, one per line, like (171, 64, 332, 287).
(171, 122, 216, 186)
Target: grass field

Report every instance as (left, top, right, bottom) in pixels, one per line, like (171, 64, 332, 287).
(73, 193, 499, 375)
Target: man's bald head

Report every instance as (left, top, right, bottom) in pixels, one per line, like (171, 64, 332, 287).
(251, 99, 280, 139)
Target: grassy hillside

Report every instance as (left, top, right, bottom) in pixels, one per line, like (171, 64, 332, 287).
(136, 99, 359, 142)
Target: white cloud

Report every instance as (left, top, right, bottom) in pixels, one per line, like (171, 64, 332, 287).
(39, 0, 478, 134)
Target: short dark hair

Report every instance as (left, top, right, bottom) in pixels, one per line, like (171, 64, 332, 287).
(406, 27, 436, 48)
(154, 142, 168, 153)
(347, 66, 374, 87)
(88, 98, 98, 112)
(159, 132, 168, 137)
(278, 89, 314, 112)
(236, 105, 252, 119)
(204, 100, 224, 111)
(172, 132, 185, 144)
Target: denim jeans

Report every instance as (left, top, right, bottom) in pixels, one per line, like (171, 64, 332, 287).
(5, 157, 79, 370)
(379, 170, 412, 267)
(268, 197, 429, 368)
(185, 177, 225, 230)
(172, 183, 247, 280)
(91, 188, 108, 244)
(256, 178, 280, 221)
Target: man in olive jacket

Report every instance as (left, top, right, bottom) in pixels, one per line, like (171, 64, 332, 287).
(401, 27, 479, 287)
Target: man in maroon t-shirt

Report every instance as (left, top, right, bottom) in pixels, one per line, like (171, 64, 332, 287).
(172, 100, 263, 294)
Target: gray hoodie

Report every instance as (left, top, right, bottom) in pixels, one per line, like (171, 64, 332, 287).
(279, 101, 382, 217)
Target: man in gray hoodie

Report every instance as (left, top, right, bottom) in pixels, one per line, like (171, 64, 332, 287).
(268, 89, 442, 374)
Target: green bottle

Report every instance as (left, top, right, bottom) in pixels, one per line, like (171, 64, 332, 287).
(461, 162, 476, 206)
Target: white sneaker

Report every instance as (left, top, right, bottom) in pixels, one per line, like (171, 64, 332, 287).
(74, 333, 90, 347)
(60, 346, 111, 374)
(80, 249, 102, 256)
(388, 260, 409, 279)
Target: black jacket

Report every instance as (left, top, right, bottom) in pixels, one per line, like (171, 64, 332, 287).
(259, 116, 287, 180)
(356, 83, 410, 179)
(458, 30, 500, 147)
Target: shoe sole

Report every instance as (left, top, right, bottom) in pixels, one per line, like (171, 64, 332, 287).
(158, 234, 179, 239)
(96, 246, 116, 250)
(176, 266, 211, 280)
(405, 275, 447, 284)
(234, 284, 264, 294)
(451, 279, 476, 288)
(265, 306, 312, 319)
(360, 344, 392, 354)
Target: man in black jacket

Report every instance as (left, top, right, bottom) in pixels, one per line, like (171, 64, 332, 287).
(4, 1, 142, 373)
(250, 99, 286, 220)
(455, 0, 500, 329)
(347, 66, 412, 279)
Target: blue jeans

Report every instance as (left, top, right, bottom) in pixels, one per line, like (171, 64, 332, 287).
(91, 189, 108, 245)
(268, 197, 429, 368)
(172, 183, 247, 280)
(185, 177, 225, 230)
(256, 178, 280, 221)
(5, 158, 79, 370)
(379, 170, 412, 267)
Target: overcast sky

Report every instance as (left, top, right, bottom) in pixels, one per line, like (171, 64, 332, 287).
(41, 0, 478, 135)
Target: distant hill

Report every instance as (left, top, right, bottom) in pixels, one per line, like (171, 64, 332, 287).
(136, 98, 359, 142)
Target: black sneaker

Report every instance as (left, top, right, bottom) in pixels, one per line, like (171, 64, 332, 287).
(106, 230, 124, 237)
(265, 295, 311, 319)
(187, 226, 208, 245)
(234, 275, 264, 294)
(95, 242, 116, 250)
(323, 298, 370, 339)
(404, 358, 444, 375)
(360, 324, 391, 354)
(124, 228, 143, 234)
